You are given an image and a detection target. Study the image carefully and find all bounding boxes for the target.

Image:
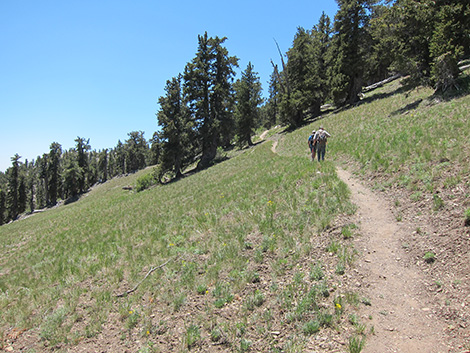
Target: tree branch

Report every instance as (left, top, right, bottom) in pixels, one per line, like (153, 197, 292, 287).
(115, 257, 177, 297)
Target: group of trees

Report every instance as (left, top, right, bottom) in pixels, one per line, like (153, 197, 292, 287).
(156, 0, 469, 178)
(0, 131, 158, 225)
(1, 0, 468, 224)
(155, 32, 264, 181)
(264, 0, 470, 128)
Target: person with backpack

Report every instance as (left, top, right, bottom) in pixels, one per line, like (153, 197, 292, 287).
(308, 130, 316, 161)
(314, 126, 331, 161)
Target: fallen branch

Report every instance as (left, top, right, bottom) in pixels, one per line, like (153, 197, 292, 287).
(116, 257, 176, 297)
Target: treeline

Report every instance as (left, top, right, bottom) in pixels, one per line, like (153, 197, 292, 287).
(0, 132, 160, 224)
(155, 0, 470, 178)
(1, 0, 468, 224)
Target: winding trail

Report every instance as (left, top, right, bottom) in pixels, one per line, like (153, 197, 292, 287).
(337, 168, 450, 353)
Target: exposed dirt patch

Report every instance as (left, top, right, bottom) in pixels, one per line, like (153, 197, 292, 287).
(337, 165, 470, 352)
(337, 168, 450, 352)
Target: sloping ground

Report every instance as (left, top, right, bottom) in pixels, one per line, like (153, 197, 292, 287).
(337, 167, 449, 352)
(346, 162, 470, 352)
(1, 75, 469, 352)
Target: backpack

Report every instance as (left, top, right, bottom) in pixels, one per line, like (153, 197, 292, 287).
(316, 131, 327, 144)
(308, 134, 314, 144)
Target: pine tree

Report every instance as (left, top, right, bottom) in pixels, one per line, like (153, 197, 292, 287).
(235, 62, 263, 147)
(429, 0, 470, 91)
(114, 140, 126, 175)
(148, 132, 162, 166)
(62, 158, 81, 199)
(264, 71, 281, 128)
(75, 137, 90, 193)
(48, 142, 62, 205)
(156, 75, 193, 181)
(184, 32, 238, 169)
(7, 154, 21, 220)
(125, 131, 148, 173)
(98, 149, 108, 182)
(366, 3, 399, 84)
(0, 188, 5, 225)
(18, 175, 27, 214)
(35, 155, 48, 208)
(211, 36, 238, 149)
(328, 0, 372, 105)
(390, 0, 434, 86)
(285, 27, 315, 125)
(311, 12, 333, 111)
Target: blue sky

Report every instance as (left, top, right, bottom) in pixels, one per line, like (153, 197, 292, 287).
(0, 0, 338, 173)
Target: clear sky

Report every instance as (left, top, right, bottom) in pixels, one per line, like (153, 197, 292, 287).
(0, 0, 338, 173)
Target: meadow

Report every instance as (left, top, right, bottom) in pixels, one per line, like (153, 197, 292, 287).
(1, 69, 469, 352)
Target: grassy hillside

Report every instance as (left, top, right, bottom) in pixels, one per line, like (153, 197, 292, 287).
(1, 71, 469, 352)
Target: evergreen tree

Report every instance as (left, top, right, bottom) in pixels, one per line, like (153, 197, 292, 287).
(75, 137, 90, 193)
(114, 140, 126, 175)
(148, 132, 162, 166)
(0, 188, 5, 225)
(328, 0, 372, 105)
(285, 27, 315, 125)
(184, 32, 238, 169)
(390, 0, 434, 86)
(6, 154, 21, 220)
(98, 149, 108, 182)
(62, 158, 81, 199)
(156, 75, 193, 181)
(211, 36, 238, 149)
(35, 155, 48, 209)
(48, 142, 62, 205)
(311, 12, 333, 111)
(235, 62, 263, 147)
(26, 160, 35, 213)
(18, 175, 27, 214)
(264, 71, 281, 128)
(125, 131, 148, 173)
(429, 0, 470, 91)
(367, 3, 400, 84)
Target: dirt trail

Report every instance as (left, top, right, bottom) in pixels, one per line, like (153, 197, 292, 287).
(337, 167, 451, 353)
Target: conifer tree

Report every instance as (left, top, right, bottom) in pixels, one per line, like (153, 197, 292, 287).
(48, 142, 62, 205)
(125, 131, 148, 173)
(184, 32, 238, 169)
(75, 137, 90, 193)
(148, 132, 162, 166)
(18, 175, 27, 214)
(98, 149, 108, 182)
(7, 154, 21, 220)
(311, 12, 332, 112)
(429, 0, 470, 91)
(328, 0, 372, 105)
(156, 75, 193, 181)
(114, 140, 126, 175)
(285, 27, 315, 125)
(0, 188, 5, 225)
(264, 71, 281, 128)
(235, 62, 263, 147)
(211, 36, 238, 149)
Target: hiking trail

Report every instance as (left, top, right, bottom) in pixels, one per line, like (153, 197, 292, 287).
(337, 167, 450, 353)
(263, 131, 452, 352)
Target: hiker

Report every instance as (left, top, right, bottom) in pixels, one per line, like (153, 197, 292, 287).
(308, 130, 316, 161)
(314, 126, 331, 161)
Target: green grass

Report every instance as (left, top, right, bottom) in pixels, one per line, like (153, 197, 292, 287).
(326, 77, 470, 198)
(0, 131, 354, 350)
(1, 71, 469, 351)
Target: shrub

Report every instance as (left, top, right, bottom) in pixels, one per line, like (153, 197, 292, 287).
(424, 251, 436, 263)
(135, 173, 156, 192)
